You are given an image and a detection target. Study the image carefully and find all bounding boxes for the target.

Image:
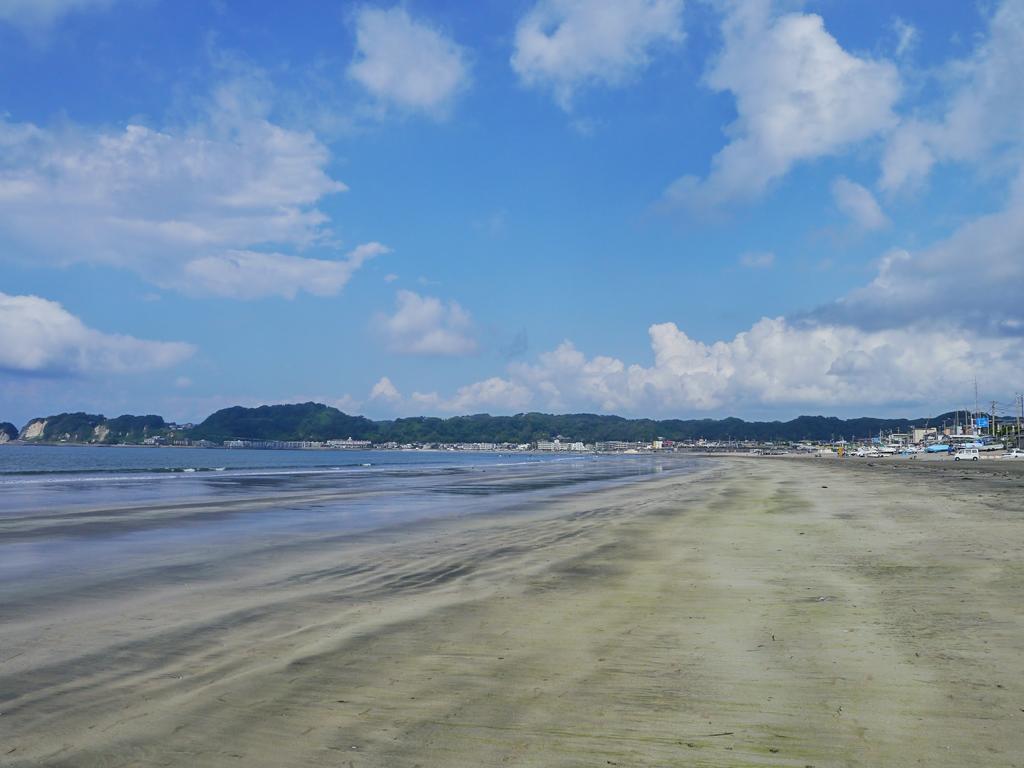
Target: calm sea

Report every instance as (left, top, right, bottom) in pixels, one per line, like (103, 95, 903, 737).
(0, 445, 700, 595)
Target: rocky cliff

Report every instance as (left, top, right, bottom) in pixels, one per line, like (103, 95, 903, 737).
(19, 419, 46, 440)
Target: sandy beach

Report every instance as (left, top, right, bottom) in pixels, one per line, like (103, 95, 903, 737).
(2, 456, 1023, 767)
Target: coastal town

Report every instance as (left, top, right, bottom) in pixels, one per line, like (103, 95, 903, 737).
(189, 430, 1024, 458)
(7, 416, 1023, 458)
(4, 396, 1024, 460)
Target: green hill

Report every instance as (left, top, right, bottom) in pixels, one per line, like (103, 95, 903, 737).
(18, 413, 168, 443)
(13, 403, 968, 446)
(187, 403, 377, 442)
(185, 402, 950, 444)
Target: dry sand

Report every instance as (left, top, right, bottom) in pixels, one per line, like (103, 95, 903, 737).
(2, 458, 1023, 766)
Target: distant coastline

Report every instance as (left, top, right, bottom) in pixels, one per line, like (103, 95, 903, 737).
(0, 401, 990, 448)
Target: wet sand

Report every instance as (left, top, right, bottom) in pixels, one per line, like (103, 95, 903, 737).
(2, 458, 1023, 766)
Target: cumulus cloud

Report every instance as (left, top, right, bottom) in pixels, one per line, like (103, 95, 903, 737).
(367, 375, 530, 415)
(881, 0, 1024, 192)
(182, 242, 389, 299)
(666, 5, 900, 209)
(813, 181, 1024, 336)
(511, 0, 684, 109)
(831, 177, 889, 230)
(0, 0, 116, 30)
(0, 80, 378, 298)
(375, 290, 478, 356)
(348, 6, 469, 116)
(503, 320, 1023, 414)
(407, 174, 1024, 416)
(444, 377, 532, 413)
(446, 378, 528, 415)
(533, 185, 1021, 411)
(0, 292, 194, 376)
(375, 316, 1022, 417)
(369, 376, 402, 404)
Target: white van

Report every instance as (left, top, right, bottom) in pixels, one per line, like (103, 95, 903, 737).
(953, 447, 979, 461)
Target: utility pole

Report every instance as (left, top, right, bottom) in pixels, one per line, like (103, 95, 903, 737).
(974, 378, 980, 433)
(1017, 393, 1023, 447)
(990, 400, 997, 437)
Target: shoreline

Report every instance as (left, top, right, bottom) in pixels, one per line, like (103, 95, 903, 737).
(2, 458, 1022, 766)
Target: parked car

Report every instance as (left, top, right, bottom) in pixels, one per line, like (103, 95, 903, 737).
(998, 449, 1024, 459)
(954, 447, 980, 461)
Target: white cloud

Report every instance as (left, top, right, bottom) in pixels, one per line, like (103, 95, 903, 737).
(417, 174, 1024, 415)
(738, 251, 775, 269)
(370, 377, 530, 415)
(814, 176, 1024, 336)
(390, 320, 1013, 416)
(0, 0, 116, 30)
(504, 319, 1023, 414)
(182, 242, 388, 299)
(666, 6, 900, 209)
(881, 0, 1024, 192)
(445, 377, 532, 413)
(348, 6, 469, 117)
(0, 292, 194, 376)
(365, 374, 529, 415)
(0, 80, 373, 299)
(369, 376, 402, 404)
(891, 17, 919, 57)
(831, 177, 889, 230)
(511, 0, 684, 109)
(376, 290, 478, 356)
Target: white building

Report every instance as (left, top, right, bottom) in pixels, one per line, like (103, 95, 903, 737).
(536, 438, 586, 451)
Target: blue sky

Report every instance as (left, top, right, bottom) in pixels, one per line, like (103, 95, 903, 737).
(1, 0, 1023, 426)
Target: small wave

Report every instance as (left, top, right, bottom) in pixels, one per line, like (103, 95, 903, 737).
(0, 461, 385, 478)
(0, 462, 399, 486)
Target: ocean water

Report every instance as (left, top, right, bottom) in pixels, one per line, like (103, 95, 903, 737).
(0, 445, 701, 599)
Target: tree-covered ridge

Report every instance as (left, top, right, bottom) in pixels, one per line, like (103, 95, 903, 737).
(187, 403, 944, 443)
(18, 413, 168, 443)
(0, 422, 17, 441)
(5, 402, 960, 445)
(102, 414, 168, 442)
(188, 403, 376, 442)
